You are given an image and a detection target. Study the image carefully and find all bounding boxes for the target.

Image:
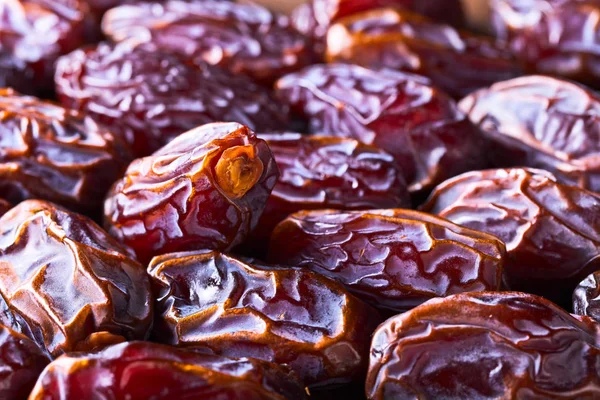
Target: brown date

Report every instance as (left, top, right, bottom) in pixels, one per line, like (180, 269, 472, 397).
(104, 122, 279, 264)
(268, 209, 505, 313)
(459, 75, 600, 193)
(422, 168, 600, 307)
(275, 64, 487, 196)
(149, 250, 380, 389)
(326, 8, 522, 99)
(0, 88, 131, 215)
(366, 292, 600, 399)
(29, 341, 308, 400)
(102, 0, 315, 86)
(0, 200, 153, 358)
(574, 271, 600, 324)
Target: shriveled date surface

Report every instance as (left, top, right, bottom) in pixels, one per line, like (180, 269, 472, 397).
(275, 64, 486, 195)
(574, 271, 600, 324)
(422, 168, 600, 306)
(29, 341, 308, 400)
(0, 89, 131, 215)
(268, 209, 505, 313)
(366, 292, 600, 399)
(102, 0, 314, 85)
(56, 40, 289, 157)
(104, 122, 279, 264)
(0, 200, 153, 358)
(149, 250, 380, 388)
(459, 75, 600, 192)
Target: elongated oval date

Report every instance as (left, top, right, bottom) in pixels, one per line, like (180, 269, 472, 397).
(0, 89, 131, 215)
(326, 8, 522, 99)
(275, 64, 487, 196)
(422, 168, 600, 307)
(29, 341, 308, 400)
(104, 122, 279, 264)
(574, 271, 600, 324)
(268, 209, 505, 313)
(0, 200, 153, 358)
(459, 75, 600, 192)
(102, 0, 314, 86)
(366, 292, 600, 400)
(56, 40, 289, 157)
(149, 250, 380, 389)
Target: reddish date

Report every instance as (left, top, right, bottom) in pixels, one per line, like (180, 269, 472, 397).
(275, 64, 487, 195)
(29, 341, 308, 400)
(268, 209, 505, 313)
(574, 271, 600, 324)
(104, 122, 279, 264)
(0, 200, 153, 358)
(366, 292, 600, 399)
(459, 75, 600, 192)
(422, 168, 600, 307)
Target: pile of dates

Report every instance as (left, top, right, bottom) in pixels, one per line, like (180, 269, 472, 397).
(1, 0, 600, 399)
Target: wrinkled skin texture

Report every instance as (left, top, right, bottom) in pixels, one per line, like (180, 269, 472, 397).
(55, 40, 289, 157)
(0, 199, 10, 218)
(104, 122, 279, 264)
(574, 271, 600, 324)
(149, 250, 380, 389)
(326, 8, 522, 99)
(366, 292, 600, 400)
(29, 341, 308, 400)
(268, 209, 505, 313)
(0, 200, 153, 358)
(0, 324, 49, 400)
(422, 168, 600, 307)
(459, 75, 600, 192)
(0, 89, 131, 215)
(275, 64, 487, 195)
(102, 0, 315, 86)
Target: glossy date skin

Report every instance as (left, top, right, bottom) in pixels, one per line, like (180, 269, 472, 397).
(574, 271, 600, 324)
(275, 64, 487, 195)
(56, 40, 289, 157)
(326, 8, 522, 99)
(102, 0, 314, 86)
(422, 168, 600, 307)
(268, 209, 505, 313)
(149, 250, 380, 388)
(0, 200, 153, 358)
(0, 89, 131, 215)
(459, 75, 600, 192)
(104, 122, 279, 264)
(29, 341, 308, 400)
(366, 292, 600, 400)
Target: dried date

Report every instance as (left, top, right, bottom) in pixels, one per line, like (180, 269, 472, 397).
(268, 209, 505, 313)
(574, 271, 600, 324)
(366, 292, 600, 399)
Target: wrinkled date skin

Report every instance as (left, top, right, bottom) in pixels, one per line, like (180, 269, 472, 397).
(0, 200, 153, 358)
(149, 250, 380, 389)
(0, 89, 131, 215)
(574, 271, 600, 324)
(275, 64, 487, 196)
(459, 75, 600, 192)
(56, 40, 289, 157)
(102, 0, 315, 86)
(366, 292, 600, 400)
(104, 122, 279, 264)
(326, 8, 522, 99)
(29, 341, 308, 400)
(268, 209, 505, 313)
(422, 168, 600, 307)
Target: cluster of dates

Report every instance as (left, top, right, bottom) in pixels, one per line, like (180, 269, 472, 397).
(1, 0, 600, 399)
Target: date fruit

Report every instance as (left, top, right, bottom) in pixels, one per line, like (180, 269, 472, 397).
(56, 40, 289, 157)
(459, 75, 600, 192)
(275, 64, 487, 195)
(422, 168, 600, 306)
(268, 209, 505, 313)
(366, 292, 600, 399)
(104, 122, 279, 264)
(574, 271, 600, 324)
(28, 341, 308, 400)
(0, 200, 153, 358)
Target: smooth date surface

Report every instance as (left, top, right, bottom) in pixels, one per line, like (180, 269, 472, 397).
(574, 271, 600, 324)
(268, 209, 505, 313)
(366, 292, 600, 399)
